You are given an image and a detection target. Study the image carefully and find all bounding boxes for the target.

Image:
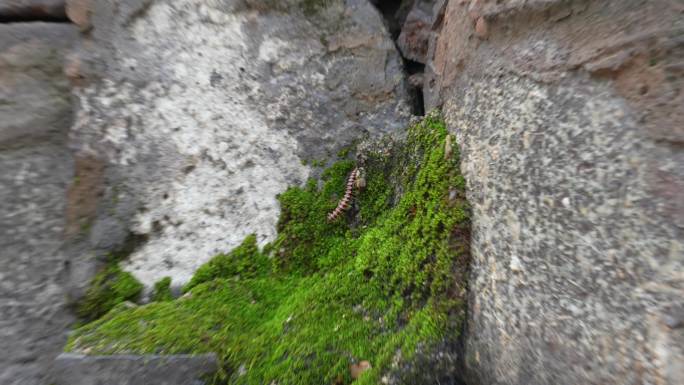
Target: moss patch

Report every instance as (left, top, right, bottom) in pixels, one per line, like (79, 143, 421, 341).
(66, 113, 470, 384)
(184, 235, 270, 292)
(76, 264, 143, 321)
(152, 277, 173, 302)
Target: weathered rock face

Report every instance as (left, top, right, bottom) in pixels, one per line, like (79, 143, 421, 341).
(0, 22, 78, 385)
(422, 1, 684, 384)
(396, 0, 445, 64)
(68, 0, 411, 287)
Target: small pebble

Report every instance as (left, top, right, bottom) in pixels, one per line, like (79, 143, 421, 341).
(510, 256, 523, 272)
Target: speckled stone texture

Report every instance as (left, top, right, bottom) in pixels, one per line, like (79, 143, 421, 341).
(66, 0, 411, 287)
(0, 23, 78, 385)
(425, 1, 684, 384)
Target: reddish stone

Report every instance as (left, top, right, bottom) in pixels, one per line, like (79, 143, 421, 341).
(474, 16, 489, 39)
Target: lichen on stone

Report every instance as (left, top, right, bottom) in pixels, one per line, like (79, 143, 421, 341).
(65, 113, 470, 384)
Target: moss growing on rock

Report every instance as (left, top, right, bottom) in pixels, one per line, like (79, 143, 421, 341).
(152, 277, 173, 302)
(76, 264, 143, 321)
(268, 159, 355, 273)
(184, 234, 270, 292)
(66, 113, 470, 384)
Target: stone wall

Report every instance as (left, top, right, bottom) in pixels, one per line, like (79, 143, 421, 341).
(421, 0, 684, 384)
(0, 17, 79, 385)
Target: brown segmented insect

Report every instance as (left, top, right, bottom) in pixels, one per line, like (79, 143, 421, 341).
(327, 168, 360, 222)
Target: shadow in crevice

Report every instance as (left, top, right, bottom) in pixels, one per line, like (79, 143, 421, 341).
(371, 0, 427, 116)
(0, 12, 70, 23)
(371, 0, 408, 39)
(404, 57, 426, 116)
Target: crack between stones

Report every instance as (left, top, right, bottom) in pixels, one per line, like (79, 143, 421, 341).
(372, 0, 427, 116)
(0, 15, 70, 22)
(404, 57, 426, 116)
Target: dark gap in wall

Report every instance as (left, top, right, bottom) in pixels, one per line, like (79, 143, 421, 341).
(371, 1, 427, 116)
(371, 0, 406, 39)
(405, 58, 426, 116)
(0, 6, 69, 23)
(0, 14, 70, 23)
(411, 82, 426, 116)
(404, 58, 425, 75)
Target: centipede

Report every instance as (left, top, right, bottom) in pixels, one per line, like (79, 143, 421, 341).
(327, 168, 359, 222)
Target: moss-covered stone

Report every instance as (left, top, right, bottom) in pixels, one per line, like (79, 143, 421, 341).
(76, 264, 143, 321)
(66, 113, 470, 384)
(152, 277, 173, 302)
(183, 234, 270, 292)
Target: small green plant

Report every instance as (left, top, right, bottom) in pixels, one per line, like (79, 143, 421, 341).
(151, 277, 173, 302)
(76, 264, 143, 321)
(300, 0, 333, 16)
(183, 234, 270, 292)
(336, 143, 355, 159)
(310, 159, 326, 168)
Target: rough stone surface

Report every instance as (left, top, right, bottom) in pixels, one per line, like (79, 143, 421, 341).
(68, 0, 411, 287)
(50, 353, 218, 385)
(0, 23, 78, 385)
(65, 0, 93, 30)
(0, 0, 66, 20)
(0, 23, 75, 148)
(425, 1, 684, 384)
(396, 0, 444, 64)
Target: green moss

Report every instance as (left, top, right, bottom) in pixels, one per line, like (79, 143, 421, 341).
(66, 113, 470, 384)
(300, 0, 333, 15)
(152, 277, 173, 302)
(268, 159, 355, 273)
(336, 142, 356, 159)
(184, 234, 270, 292)
(310, 159, 326, 168)
(76, 264, 143, 321)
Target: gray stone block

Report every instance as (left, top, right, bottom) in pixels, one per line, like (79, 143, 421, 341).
(0, 23, 78, 148)
(50, 353, 219, 385)
(0, 21, 79, 385)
